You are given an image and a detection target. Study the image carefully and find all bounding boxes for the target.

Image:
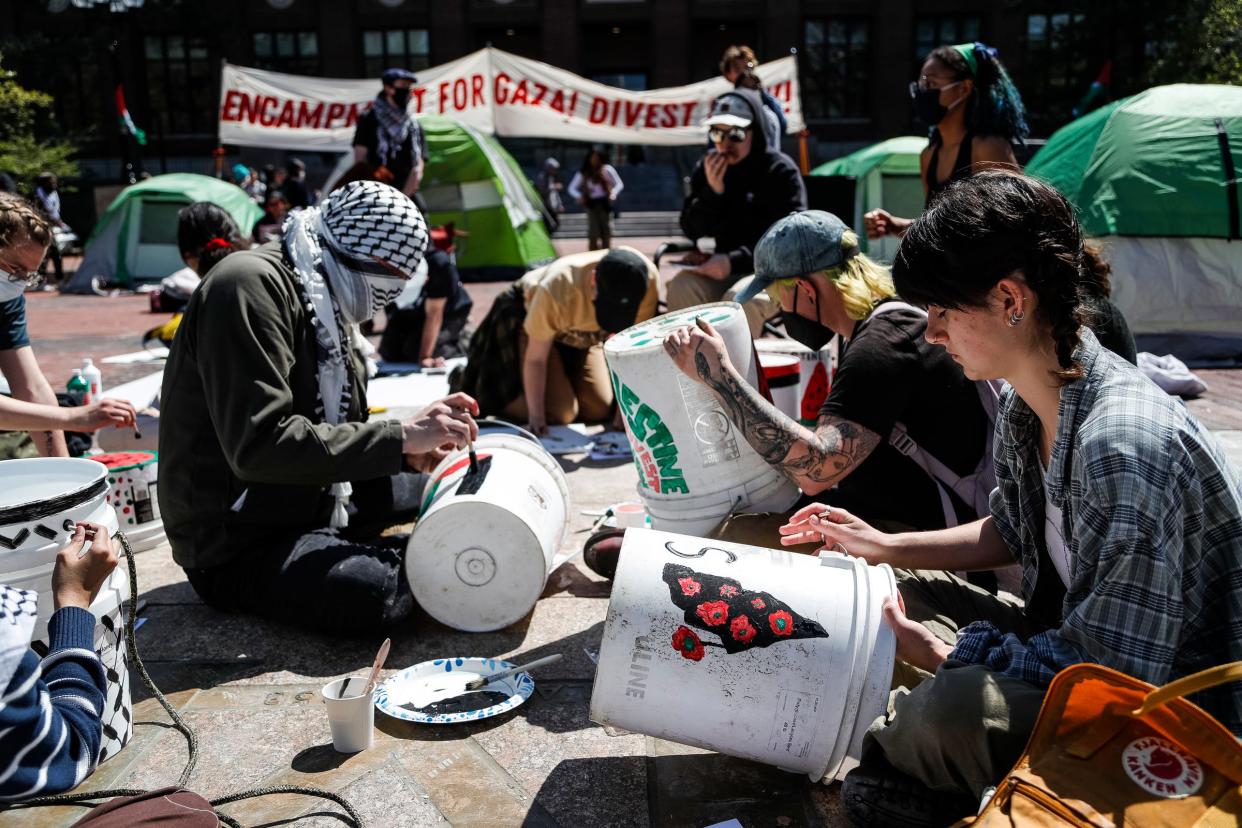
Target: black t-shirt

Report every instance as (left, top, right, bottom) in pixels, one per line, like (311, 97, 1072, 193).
(420, 249, 472, 321)
(351, 109, 429, 186)
(818, 303, 988, 530)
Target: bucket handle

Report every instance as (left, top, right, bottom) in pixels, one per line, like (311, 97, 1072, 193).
(664, 540, 738, 564)
(477, 417, 544, 447)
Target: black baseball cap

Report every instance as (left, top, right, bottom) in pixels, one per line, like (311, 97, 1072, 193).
(593, 249, 650, 334)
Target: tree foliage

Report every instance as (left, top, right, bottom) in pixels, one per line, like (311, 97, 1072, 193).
(0, 52, 80, 194)
(1148, 0, 1242, 86)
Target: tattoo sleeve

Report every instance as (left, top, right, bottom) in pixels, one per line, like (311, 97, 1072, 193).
(693, 348, 880, 491)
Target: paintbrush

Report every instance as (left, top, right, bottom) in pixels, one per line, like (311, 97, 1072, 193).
(467, 436, 479, 474)
(464, 653, 562, 691)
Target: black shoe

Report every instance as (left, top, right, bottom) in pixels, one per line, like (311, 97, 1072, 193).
(582, 527, 625, 579)
(841, 758, 977, 828)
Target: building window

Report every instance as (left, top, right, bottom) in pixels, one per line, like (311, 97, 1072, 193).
(913, 15, 982, 69)
(144, 35, 213, 136)
(1022, 12, 1090, 131)
(803, 19, 870, 120)
(253, 30, 321, 75)
(362, 29, 430, 78)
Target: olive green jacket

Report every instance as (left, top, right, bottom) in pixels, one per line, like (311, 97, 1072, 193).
(157, 242, 403, 570)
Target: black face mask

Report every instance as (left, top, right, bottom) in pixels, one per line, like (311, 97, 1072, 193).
(391, 87, 412, 107)
(782, 289, 835, 351)
(911, 87, 948, 125)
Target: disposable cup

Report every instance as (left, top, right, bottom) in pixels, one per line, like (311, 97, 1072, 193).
(322, 677, 375, 753)
(614, 502, 648, 529)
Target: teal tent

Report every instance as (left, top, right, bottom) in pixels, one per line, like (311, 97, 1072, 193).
(67, 174, 261, 293)
(1027, 84, 1242, 349)
(811, 136, 927, 263)
(418, 115, 556, 279)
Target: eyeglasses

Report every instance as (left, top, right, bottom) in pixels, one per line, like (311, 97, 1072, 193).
(908, 79, 962, 97)
(0, 259, 42, 289)
(708, 126, 749, 144)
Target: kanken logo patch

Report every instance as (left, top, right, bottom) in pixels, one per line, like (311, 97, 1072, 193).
(1121, 736, 1203, 799)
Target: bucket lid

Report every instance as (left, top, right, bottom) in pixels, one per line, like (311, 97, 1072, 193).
(0, 458, 108, 527)
(604, 302, 742, 355)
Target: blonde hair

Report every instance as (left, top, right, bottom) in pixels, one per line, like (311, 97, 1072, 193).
(825, 231, 895, 320)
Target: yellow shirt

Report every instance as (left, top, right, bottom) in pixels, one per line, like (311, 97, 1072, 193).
(519, 246, 659, 349)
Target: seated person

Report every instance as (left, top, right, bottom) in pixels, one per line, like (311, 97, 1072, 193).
(457, 247, 657, 434)
(252, 190, 290, 244)
(159, 181, 478, 635)
(0, 194, 137, 454)
(782, 172, 1242, 825)
(379, 225, 473, 366)
(664, 210, 991, 543)
(0, 524, 118, 801)
(155, 203, 250, 315)
(668, 89, 806, 337)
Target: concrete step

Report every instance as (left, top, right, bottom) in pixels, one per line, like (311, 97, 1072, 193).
(553, 210, 682, 239)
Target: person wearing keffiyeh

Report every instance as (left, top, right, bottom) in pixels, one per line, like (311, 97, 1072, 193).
(351, 68, 428, 206)
(158, 181, 478, 635)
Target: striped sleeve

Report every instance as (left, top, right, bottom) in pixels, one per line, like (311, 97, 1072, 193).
(0, 607, 105, 801)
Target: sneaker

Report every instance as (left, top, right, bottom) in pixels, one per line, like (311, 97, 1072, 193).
(841, 757, 978, 828)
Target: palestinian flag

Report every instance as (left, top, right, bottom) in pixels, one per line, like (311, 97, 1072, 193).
(115, 83, 147, 146)
(662, 562, 828, 659)
(1073, 60, 1112, 118)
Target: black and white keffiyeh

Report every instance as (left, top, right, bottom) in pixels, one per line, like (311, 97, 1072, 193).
(373, 94, 414, 168)
(282, 180, 429, 527)
(0, 584, 38, 694)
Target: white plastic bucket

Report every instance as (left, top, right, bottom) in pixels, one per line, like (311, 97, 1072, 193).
(0, 458, 132, 763)
(589, 528, 896, 781)
(758, 352, 801, 422)
(97, 451, 166, 554)
(754, 338, 838, 426)
(604, 302, 800, 537)
(407, 433, 570, 632)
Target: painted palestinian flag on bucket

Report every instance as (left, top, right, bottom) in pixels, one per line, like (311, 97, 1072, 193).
(662, 562, 828, 659)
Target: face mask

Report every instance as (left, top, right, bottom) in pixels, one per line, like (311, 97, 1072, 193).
(783, 288, 835, 351)
(911, 81, 964, 125)
(365, 276, 404, 320)
(391, 87, 412, 107)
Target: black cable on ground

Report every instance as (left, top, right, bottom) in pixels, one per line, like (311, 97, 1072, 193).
(3, 531, 366, 827)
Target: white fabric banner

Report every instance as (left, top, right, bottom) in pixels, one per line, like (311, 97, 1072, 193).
(218, 47, 803, 150)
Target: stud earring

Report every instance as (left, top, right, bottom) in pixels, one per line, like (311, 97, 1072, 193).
(1008, 310, 1025, 327)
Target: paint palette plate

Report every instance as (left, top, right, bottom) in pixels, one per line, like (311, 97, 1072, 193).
(374, 657, 535, 724)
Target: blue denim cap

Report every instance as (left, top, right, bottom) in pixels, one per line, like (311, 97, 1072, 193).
(735, 210, 856, 303)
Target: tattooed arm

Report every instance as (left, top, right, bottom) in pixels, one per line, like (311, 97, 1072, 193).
(665, 319, 880, 493)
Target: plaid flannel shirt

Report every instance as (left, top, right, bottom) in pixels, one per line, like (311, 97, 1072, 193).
(952, 329, 1242, 735)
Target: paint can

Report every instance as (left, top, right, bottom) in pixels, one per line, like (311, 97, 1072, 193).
(603, 302, 800, 537)
(758, 352, 801, 422)
(406, 433, 570, 632)
(95, 451, 165, 553)
(589, 528, 896, 781)
(754, 338, 838, 426)
(0, 458, 132, 762)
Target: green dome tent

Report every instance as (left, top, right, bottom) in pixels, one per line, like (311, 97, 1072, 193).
(66, 174, 262, 293)
(1026, 84, 1242, 355)
(417, 115, 555, 280)
(811, 136, 928, 263)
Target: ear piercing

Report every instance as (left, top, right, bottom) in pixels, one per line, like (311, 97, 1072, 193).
(1008, 310, 1025, 327)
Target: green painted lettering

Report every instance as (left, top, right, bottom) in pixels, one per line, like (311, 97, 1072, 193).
(647, 422, 675, 450)
(662, 478, 690, 494)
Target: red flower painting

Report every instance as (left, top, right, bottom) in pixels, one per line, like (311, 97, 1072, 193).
(672, 625, 705, 661)
(678, 576, 702, 597)
(729, 615, 757, 644)
(751, 597, 766, 610)
(768, 610, 794, 636)
(719, 584, 740, 598)
(696, 600, 729, 626)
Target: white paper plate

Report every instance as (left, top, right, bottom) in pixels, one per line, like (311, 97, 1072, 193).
(374, 657, 535, 724)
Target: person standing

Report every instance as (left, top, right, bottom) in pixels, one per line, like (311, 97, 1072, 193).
(282, 157, 311, 209)
(535, 157, 564, 234)
(718, 44, 787, 147)
(864, 42, 1027, 238)
(351, 68, 429, 210)
(33, 172, 67, 286)
(567, 148, 623, 251)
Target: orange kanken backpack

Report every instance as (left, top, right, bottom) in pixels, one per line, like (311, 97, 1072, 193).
(963, 662, 1242, 827)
